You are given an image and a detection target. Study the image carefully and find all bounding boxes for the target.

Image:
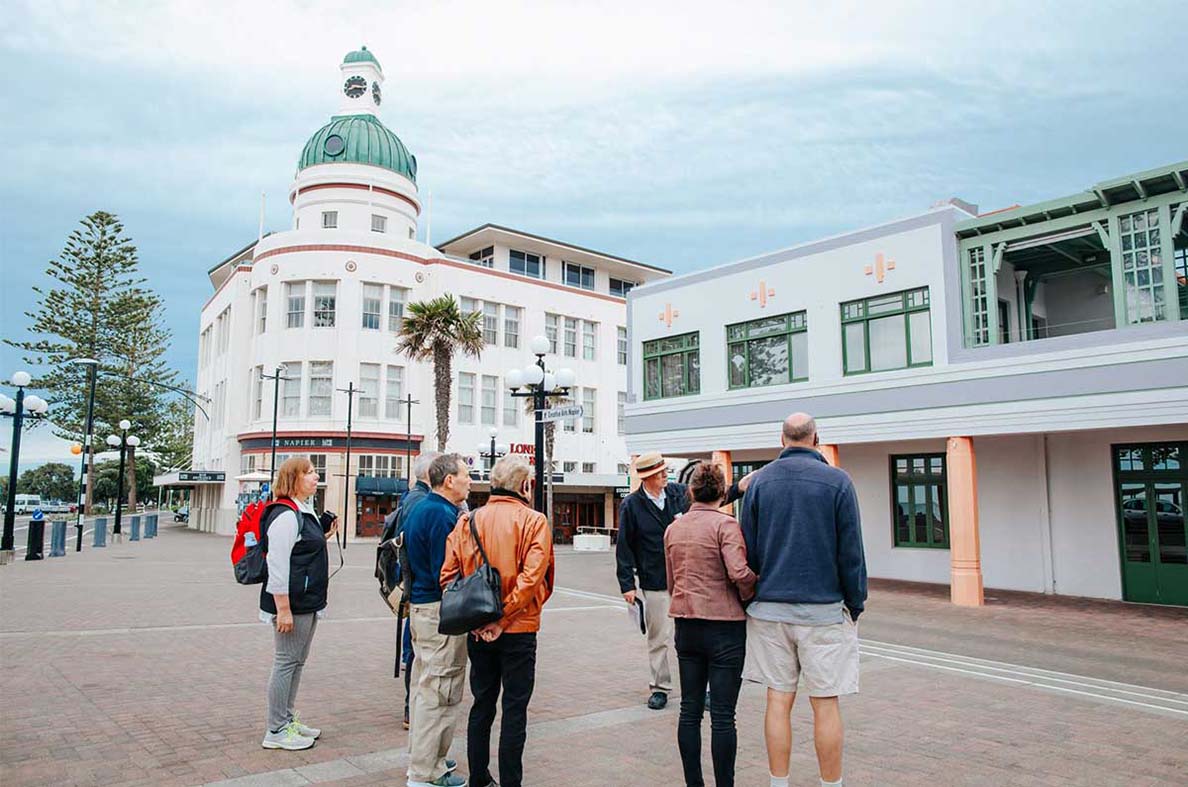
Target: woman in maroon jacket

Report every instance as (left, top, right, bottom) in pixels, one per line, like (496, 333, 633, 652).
(664, 462, 758, 787)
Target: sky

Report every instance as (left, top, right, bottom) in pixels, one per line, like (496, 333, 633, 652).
(1, 0, 1185, 471)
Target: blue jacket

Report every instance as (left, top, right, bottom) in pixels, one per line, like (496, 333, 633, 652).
(740, 447, 867, 618)
(403, 491, 461, 605)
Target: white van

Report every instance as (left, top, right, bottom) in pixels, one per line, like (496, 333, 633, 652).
(13, 494, 42, 514)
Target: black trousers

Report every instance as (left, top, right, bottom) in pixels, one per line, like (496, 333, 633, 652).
(674, 618, 747, 787)
(467, 631, 538, 787)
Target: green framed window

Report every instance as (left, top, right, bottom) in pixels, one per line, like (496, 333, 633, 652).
(891, 454, 948, 548)
(1119, 208, 1166, 324)
(967, 247, 990, 346)
(841, 287, 932, 375)
(643, 332, 700, 400)
(727, 311, 808, 388)
(731, 460, 769, 518)
(1174, 223, 1187, 318)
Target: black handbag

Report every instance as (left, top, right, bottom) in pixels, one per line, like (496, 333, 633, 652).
(438, 507, 503, 635)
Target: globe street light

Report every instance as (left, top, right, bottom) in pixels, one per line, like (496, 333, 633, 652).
(106, 421, 138, 537)
(505, 337, 575, 512)
(2, 372, 50, 564)
(477, 427, 509, 479)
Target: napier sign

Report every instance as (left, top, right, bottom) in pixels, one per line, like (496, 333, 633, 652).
(539, 405, 583, 423)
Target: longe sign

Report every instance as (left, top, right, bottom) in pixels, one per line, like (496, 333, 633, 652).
(539, 405, 583, 423)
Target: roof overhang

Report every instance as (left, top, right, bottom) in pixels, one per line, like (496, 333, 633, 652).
(208, 235, 269, 289)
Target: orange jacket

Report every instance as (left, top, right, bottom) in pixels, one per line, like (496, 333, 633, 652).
(440, 494, 555, 634)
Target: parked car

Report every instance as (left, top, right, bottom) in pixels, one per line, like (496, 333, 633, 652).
(13, 494, 42, 514)
(174, 506, 189, 522)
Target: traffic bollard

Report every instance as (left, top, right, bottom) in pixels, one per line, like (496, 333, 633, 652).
(50, 521, 67, 557)
(130, 515, 141, 542)
(93, 517, 107, 548)
(25, 517, 45, 561)
(146, 514, 157, 538)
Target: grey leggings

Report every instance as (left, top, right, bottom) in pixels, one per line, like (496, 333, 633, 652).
(267, 612, 318, 733)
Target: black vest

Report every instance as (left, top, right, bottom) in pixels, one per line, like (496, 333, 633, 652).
(259, 501, 330, 615)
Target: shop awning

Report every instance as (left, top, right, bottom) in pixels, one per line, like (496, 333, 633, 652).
(355, 476, 409, 496)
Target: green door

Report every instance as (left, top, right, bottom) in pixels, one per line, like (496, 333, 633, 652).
(1114, 444, 1188, 606)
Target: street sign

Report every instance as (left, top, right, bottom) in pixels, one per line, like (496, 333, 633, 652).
(540, 405, 583, 422)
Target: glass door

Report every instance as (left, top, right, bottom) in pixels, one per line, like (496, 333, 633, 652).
(1114, 444, 1188, 606)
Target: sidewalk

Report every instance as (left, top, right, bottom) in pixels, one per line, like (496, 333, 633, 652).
(1, 524, 1185, 786)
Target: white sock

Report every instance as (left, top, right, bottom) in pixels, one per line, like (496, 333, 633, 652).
(821, 778, 843, 786)
(770, 776, 789, 787)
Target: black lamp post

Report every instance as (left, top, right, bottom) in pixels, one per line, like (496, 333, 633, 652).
(70, 358, 99, 552)
(506, 336, 575, 512)
(477, 427, 508, 480)
(105, 421, 139, 536)
(2, 372, 50, 564)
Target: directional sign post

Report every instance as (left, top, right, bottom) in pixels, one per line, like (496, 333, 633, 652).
(539, 405, 583, 423)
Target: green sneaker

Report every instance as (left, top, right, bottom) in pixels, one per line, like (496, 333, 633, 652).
(261, 721, 314, 750)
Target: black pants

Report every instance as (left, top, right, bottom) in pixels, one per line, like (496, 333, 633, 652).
(674, 618, 747, 787)
(467, 631, 537, 787)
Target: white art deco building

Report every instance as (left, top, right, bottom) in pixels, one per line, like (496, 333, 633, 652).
(189, 47, 669, 537)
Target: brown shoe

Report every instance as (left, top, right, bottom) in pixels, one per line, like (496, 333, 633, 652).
(403, 710, 410, 730)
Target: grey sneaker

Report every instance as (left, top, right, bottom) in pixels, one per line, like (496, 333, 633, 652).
(407, 775, 467, 787)
(290, 712, 320, 739)
(261, 722, 315, 750)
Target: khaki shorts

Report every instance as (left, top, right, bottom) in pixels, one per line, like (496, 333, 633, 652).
(742, 614, 859, 697)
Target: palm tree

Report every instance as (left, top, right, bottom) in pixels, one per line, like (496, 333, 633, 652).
(397, 295, 484, 451)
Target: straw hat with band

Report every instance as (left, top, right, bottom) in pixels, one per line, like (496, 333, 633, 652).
(634, 451, 669, 481)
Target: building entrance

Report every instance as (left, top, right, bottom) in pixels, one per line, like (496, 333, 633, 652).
(1113, 442, 1187, 606)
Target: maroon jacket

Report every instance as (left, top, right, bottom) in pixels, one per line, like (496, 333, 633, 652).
(664, 502, 757, 621)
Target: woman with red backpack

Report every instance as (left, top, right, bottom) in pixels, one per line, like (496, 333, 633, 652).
(259, 456, 339, 751)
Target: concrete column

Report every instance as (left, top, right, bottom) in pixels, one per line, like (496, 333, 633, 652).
(603, 490, 615, 528)
(819, 444, 840, 467)
(711, 450, 733, 512)
(629, 454, 640, 492)
(946, 436, 984, 607)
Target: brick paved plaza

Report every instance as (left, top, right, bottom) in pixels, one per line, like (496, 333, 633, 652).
(1, 523, 1186, 787)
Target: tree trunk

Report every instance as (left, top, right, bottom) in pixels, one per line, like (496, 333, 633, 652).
(433, 343, 452, 451)
(127, 445, 138, 512)
(85, 458, 96, 515)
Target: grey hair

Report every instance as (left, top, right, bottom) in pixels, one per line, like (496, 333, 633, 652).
(413, 450, 442, 482)
(428, 453, 466, 488)
(782, 413, 817, 444)
(490, 455, 532, 492)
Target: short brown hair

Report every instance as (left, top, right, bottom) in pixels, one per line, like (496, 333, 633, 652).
(273, 456, 314, 499)
(689, 462, 726, 503)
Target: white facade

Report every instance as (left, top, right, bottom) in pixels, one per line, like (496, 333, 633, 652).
(190, 49, 668, 536)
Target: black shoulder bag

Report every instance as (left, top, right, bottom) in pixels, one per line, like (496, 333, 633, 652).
(438, 507, 503, 635)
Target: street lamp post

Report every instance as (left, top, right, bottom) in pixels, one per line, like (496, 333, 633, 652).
(105, 421, 139, 537)
(477, 427, 508, 481)
(2, 372, 50, 564)
(71, 358, 99, 552)
(505, 336, 575, 512)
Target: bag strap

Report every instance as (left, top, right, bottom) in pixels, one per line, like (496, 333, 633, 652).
(467, 506, 490, 568)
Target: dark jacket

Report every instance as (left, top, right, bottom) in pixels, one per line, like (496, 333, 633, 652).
(403, 491, 461, 604)
(739, 447, 867, 618)
(617, 481, 689, 592)
(259, 501, 329, 615)
(381, 480, 430, 543)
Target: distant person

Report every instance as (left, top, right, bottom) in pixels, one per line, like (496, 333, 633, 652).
(441, 455, 555, 787)
(259, 456, 339, 751)
(739, 414, 867, 787)
(403, 453, 471, 787)
(616, 451, 752, 709)
(664, 462, 757, 787)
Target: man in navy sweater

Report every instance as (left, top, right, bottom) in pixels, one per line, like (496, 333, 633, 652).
(404, 453, 470, 787)
(739, 413, 866, 787)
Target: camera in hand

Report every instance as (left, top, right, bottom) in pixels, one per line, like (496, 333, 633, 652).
(320, 511, 338, 534)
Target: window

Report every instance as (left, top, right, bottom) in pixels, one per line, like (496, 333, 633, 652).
(582, 320, 597, 361)
(502, 388, 519, 427)
(643, 332, 700, 400)
(469, 246, 494, 268)
(582, 388, 595, 433)
(504, 306, 520, 349)
(1031, 315, 1049, 340)
(199, 327, 211, 367)
(458, 372, 475, 423)
(617, 391, 626, 435)
(254, 288, 267, 334)
(481, 375, 498, 426)
(997, 300, 1011, 344)
(374, 455, 391, 478)
(312, 281, 336, 328)
(582, 462, 596, 474)
(617, 463, 631, 475)
(482, 302, 499, 345)
(362, 284, 382, 330)
(545, 313, 559, 354)
(281, 362, 302, 417)
(308, 361, 333, 416)
(967, 247, 990, 346)
(213, 382, 225, 428)
(1119, 208, 1166, 324)
(564, 317, 577, 357)
(617, 326, 628, 365)
(252, 366, 263, 420)
(310, 454, 327, 483)
(841, 287, 931, 375)
(610, 278, 635, 298)
(461, 296, 479, 316)
(727, 311, 808, 389)
(510, 249, 545, 279)
(371, 214, 386, 233)
(891, 454, 948, 548)
(563, 461, 577, 473)
(359, 363, 380, 418)
(216, 307, 231, 354)
(1175, 233, 1187, 318)
(385, 365, 404, 420)
(388, 286, 406, 333)
(358, 455, 374, 476)
(322, 211, 337, 229)
(286, 282, 305, 329)
(564, 262, 595, 290)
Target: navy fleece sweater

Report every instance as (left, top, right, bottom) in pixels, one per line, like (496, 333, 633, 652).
(739, 447, 867, 618)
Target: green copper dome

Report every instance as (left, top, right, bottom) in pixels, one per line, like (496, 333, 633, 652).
(298, 114, 417, 182)
(343, 46, 381, 71)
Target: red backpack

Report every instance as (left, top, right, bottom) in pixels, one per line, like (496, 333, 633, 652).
(231, 498, 298, 584)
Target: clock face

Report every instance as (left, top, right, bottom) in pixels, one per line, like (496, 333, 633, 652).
(372, 81, 382, 106)
(343, 76, 367, 98)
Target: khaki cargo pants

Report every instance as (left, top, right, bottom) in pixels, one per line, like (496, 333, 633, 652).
(408, 601, 467, 782)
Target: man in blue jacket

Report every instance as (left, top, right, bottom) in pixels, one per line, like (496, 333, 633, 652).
(739, 413, 866, 787)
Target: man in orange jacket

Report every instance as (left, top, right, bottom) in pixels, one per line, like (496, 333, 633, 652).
(440, 455, 555, 787)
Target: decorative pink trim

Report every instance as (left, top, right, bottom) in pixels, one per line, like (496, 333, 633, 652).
(203, 265, 253, 310)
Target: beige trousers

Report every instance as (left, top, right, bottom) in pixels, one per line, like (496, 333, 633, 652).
(642, 589, 673, 693)
(407, 601, 467, 782)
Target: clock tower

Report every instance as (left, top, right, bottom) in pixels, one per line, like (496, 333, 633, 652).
(337, 46, 383, 117)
